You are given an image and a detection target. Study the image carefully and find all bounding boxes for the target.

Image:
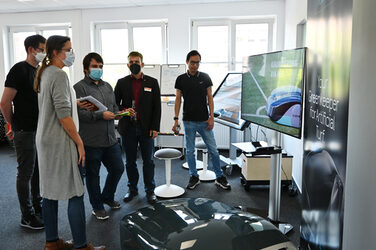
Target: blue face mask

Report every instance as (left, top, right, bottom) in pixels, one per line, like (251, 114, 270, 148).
(89, 68, 103, 81)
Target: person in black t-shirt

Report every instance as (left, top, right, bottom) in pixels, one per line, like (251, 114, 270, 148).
(0, 34, 46, 230)
(172, 50, 231, 190)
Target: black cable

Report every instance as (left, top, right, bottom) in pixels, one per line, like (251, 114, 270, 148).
(281, 163, 289, 180)
(260, 129, 267, 142)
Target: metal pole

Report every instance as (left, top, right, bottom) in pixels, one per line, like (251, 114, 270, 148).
(203, 150, 208, 172)
(243, 126, 251, 142)
(229, 127, 237, 160)
(166, 159, 171, 186)
(268, 131, 282, 222)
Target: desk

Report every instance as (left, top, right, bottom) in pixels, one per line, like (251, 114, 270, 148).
(240, 153, 292, 190)
(232, 142, 256, 154)
(232, 142, 292, 190)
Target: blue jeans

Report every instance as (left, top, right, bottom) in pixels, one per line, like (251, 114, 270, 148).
(42, 196, 87, 248)
(84, 143, 124, 210)
(121, 125, 155, 192)
(183, 121, 223, 178)
(13, 131, 41, 218)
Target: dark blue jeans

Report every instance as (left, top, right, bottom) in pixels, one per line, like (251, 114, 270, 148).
(121, 125, 155, 193)
(13, 130, 41, 218)
(43, 195, 87, 248)
(84, 143, 124, 210)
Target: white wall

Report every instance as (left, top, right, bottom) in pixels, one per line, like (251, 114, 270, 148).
(284, 0, 307, 49)
(343, 0, 376, 248)
(0, 0, 285, 96)
(283, 0, 307, 192)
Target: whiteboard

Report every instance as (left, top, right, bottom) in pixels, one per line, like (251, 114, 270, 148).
(159, 96, 184, 135)
(143, 64, 161, 86)
(160, 64, 186, 95)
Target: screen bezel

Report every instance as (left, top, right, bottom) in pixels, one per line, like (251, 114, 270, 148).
(240, 47, 307, 138)
(213, 72, 249, 131)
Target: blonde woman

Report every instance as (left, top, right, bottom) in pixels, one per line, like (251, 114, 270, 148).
(34, 35, 105, 250)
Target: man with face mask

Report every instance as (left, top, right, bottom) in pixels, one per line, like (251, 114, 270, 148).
(74, 52, 125, 220)
(114, 51, 161, 204)
(0, 34, 46, 230)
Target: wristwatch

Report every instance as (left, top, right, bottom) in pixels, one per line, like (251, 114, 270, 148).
(173, 116, 179, 120)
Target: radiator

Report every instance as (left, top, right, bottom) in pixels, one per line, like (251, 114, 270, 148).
(156, 97, 245, 149)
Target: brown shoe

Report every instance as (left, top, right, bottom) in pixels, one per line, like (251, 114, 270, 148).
(44, 238, 74, 250)
(74, 243, 105, 250)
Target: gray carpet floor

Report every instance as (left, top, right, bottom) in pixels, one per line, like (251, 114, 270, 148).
(0, 142, 301, 250)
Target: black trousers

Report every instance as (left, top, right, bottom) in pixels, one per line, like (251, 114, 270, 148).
(13, 131, 41, 218)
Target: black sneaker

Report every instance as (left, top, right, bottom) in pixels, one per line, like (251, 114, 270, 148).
(186, 175, 200, 190)
(104, 200, 121, 209)
(20, 214, 44, 230)
(215, 176, 231, 190)
(146, 191, 157, 204)
(34, 205, 43, 219)
(92, 209, 109, 220)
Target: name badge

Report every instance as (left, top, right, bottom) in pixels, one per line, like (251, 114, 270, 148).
(144, 87, 152, 92)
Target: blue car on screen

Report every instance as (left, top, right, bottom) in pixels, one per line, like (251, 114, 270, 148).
(266, 86, 302, 128)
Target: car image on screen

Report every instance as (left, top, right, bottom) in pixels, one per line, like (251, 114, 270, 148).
(241, 48, 306, 138)
(266, 85, 302, 128)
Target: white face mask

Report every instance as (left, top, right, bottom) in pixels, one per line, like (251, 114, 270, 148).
(61, 51, 75, 67)
(35, 52, 46, 63)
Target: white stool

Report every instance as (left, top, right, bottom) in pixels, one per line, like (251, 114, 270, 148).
(154, 148, 185, 198)
(182, 147, 204, 170)
(196, 141, 216, 181)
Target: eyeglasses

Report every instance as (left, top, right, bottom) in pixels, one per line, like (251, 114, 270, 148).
(189, 60, 200, 66)
(61, 48, 74, 55)
(35, 47, 45, 52)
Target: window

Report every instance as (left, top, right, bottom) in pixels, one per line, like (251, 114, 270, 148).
(12, 31, 35, 65)
(95, 21, 167, 87)
(8, 25, 71, 78)
(296, 20, 306, 48)
(235, 23, 269, 69)
(192, 19, 274, 91)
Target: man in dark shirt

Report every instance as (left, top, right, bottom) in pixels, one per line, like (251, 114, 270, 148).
(0, 34, 46, 229)
(114, 51, 161, 204)
(172, 50, 231, 190)
(74, 52, 125, 220)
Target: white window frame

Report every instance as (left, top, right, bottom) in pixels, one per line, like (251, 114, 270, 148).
(94, 21, 167, 64)
(191, 18, 274, 71)
(8, 24, 70, 66)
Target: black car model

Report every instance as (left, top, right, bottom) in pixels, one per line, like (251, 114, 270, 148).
(120, 198, 296, 250)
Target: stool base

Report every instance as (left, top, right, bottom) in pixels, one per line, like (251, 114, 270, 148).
(198, 170, 216, 181)
(182, 160, 203, 170)
(155, 184, 185, 198)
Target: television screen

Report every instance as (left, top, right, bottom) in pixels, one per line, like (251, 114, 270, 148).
(241, 48, 306, 138)
(213, 73, 249, 130)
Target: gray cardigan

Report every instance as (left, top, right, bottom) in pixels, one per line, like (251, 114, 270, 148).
(74, 77, 118, 147)
(36, 65, 84, 200)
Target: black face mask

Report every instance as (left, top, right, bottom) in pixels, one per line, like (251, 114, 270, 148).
(129, 63, 141, 75)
